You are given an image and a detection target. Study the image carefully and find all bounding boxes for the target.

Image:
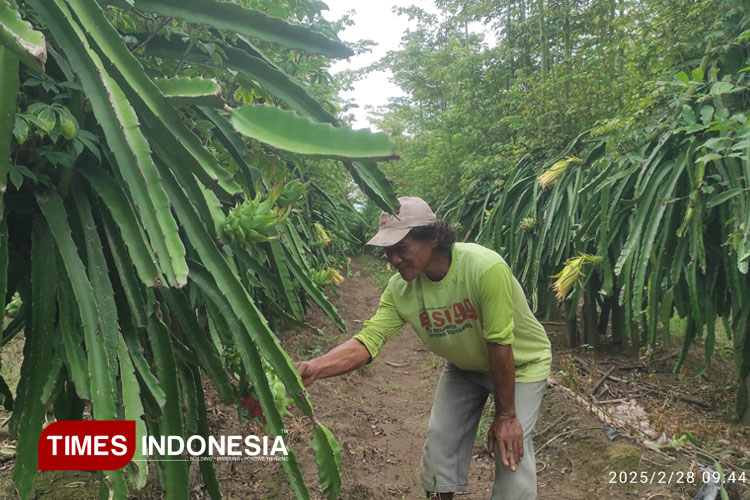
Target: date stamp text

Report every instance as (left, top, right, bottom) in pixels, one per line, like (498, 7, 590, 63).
(608, 470, 748, 485)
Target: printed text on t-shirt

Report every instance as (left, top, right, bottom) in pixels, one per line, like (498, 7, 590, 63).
(418, 299, 478, 337)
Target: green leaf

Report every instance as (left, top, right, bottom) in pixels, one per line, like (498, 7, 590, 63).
(281, 241, 345, 331)
(710, 81, 738, 96)
(161, 289, 237, 403)
(57, 278, 91, 401)
(346, 161, 400, 213)
(117, 334, 148, 490)
(121, 322, 167, 409)
(266, 239, 305, 320)
(76, 129, 100, 161)
(312, 424, 342, 500)
(691, 67, 704, 82)
(146, 316, 189, 500)
(12, 213, 56, 500)
(153, 76, 224, 108)
(197, 107, 256, 191)
(681, 104, 696, 124)
(231, 105, 398, 161)
(701, 137, 730, 151)
(0, 47, 19, 206)
(111, 0, 352, 58)
(34, 106, 55, 133)
(8, 168, 21, 190)
(12, 115, 28, 145)
(189, 365, 222, 500)
(72, 181, 122, 412)
(700, 105, 714, 125)
(695, 153, 722, 165)
(144, 37, 337, 124)
(0, 2, 46, 71)
(79, 163, 162, 287)
(675, 71, 689, 85)
(0, 217, 7, 354)
(98, 206, 149, 328)
(706, 187, 743, 208)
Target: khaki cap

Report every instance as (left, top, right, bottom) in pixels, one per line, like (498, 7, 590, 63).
(365, 196, 436, 247)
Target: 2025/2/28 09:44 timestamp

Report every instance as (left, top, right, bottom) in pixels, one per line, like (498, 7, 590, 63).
(609, 470, 748, 485)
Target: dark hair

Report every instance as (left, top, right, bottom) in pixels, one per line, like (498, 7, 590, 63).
(407, 220, 457, 253)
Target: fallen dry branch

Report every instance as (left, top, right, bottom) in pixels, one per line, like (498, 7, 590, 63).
(589, 365, 616, 395)
(536, 427, 600, 454)
(573, 356, 626, 383)
(597, 398, 629, 404)
(637, 382, 712, 409)
(618, 362, 647, 370)
(672, 393, 712, 410)
(537, 415, 566, 437)
(385, 361, 407, 368)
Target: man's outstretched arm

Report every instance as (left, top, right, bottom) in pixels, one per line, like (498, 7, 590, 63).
(294, 338, 371, 387)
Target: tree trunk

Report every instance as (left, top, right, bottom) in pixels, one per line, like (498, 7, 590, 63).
(565, 298, 579, 347)
(538, 0, 549, 79)
(506, 0, 515, 89)
(519, 0, 531, 69)
(582, 288, 599, 349)
(598, 297, 612, 337)
(536, 281, 556, 320)
(611, 299, 625, 346)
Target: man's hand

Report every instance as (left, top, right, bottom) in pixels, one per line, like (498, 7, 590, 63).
(487, 416, 524, 471)
(294, 361, 317, 387)
(292, 339, 371, 388)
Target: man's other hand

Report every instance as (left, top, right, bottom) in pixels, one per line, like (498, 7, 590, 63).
(487, 416, 524, 471)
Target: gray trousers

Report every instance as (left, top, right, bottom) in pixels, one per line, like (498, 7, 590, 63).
(419, 362, 546, 499)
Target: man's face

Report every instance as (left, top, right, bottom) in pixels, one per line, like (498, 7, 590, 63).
(384, 236, 437, 281)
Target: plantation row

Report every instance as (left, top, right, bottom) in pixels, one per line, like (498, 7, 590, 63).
(374, 1, 750, 422)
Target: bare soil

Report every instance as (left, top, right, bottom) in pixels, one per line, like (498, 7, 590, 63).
(1, 255, 750, 500)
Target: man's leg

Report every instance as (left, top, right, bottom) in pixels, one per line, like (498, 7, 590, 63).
(421, 362, 489, 497)
(491, 380, 546, 500)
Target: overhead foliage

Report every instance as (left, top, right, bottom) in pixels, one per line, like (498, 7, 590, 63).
(0, 0, 398, 498)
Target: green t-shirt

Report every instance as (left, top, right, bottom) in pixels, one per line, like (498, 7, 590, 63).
(353, 243, 551, 382)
